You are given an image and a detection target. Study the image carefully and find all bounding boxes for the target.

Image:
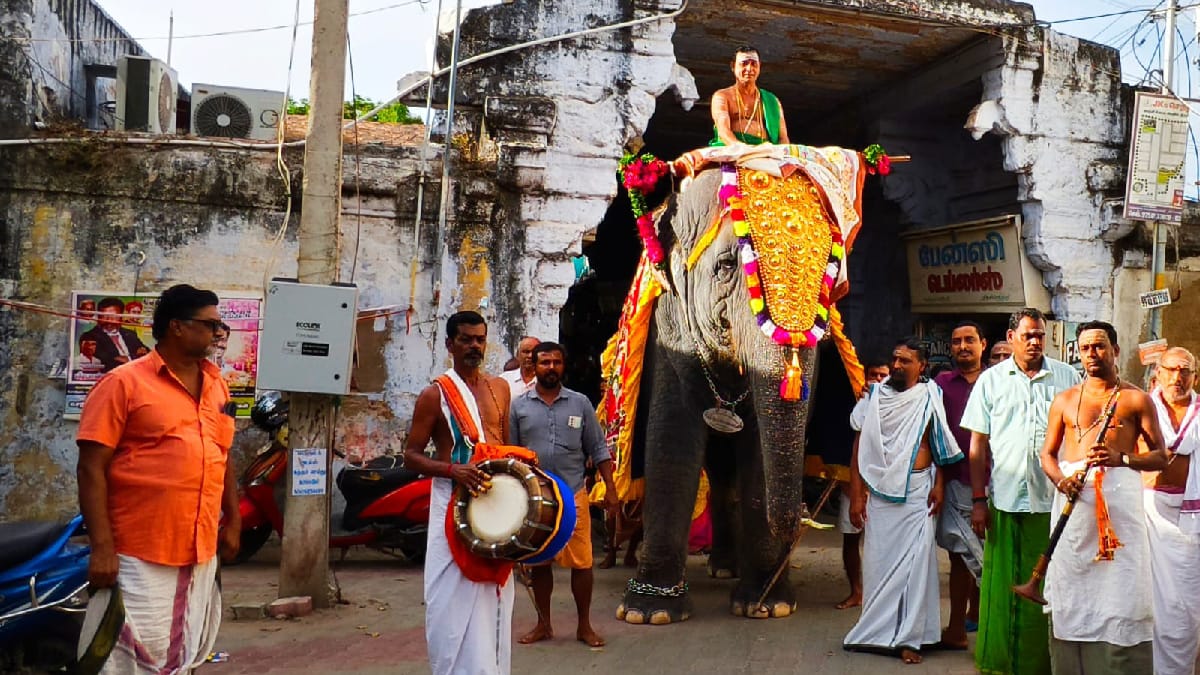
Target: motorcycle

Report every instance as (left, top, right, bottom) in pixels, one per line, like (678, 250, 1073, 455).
(0, 515, 90, 673)
(229, 392, 432, 564)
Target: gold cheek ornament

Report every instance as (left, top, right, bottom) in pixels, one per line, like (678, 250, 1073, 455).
(721, 165, 843, 401)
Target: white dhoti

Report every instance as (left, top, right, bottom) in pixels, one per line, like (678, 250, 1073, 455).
(1044, 462, 1153, 647)
(934, 480, 983, 581)
(78, 554, 221, 674)
(843, 468, 941, 652)
(1146, 489, 1200, 675)
(424, 477, 514, 675)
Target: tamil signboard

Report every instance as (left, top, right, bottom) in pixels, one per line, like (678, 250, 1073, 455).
(1138, 288, 1173, 309)
(903, 215, 1051, 314)
(1124, 92, 1189, 223)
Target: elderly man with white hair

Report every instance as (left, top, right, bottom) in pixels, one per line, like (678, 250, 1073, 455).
(1145, 346, 1200, 675)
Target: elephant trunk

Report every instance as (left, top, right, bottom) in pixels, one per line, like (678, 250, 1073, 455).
(747, 342, 809, 538)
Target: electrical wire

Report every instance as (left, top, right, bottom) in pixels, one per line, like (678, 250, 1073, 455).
(347, 30, 365, 285)
(263, 0, 304, 293)
(11, 0, 429, 44)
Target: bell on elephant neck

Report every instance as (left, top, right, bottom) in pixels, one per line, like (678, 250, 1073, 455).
(780, 347, 806, 402)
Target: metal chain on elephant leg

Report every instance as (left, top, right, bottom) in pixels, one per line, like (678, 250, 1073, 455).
(753, 477, 838, 614)
(627, 578, 689, 598)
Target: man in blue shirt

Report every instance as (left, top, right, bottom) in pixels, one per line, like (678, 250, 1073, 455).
(510, 342, 617, 648)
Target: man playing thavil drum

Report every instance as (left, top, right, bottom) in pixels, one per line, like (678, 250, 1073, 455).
(509, 341, 617, 648)
(403, 311, 514, 675)
(1038, 321, 1168, 674)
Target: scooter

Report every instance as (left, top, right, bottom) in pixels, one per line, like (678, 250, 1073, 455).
(0, 515, 90, 673)
(229, 392, 432, 564)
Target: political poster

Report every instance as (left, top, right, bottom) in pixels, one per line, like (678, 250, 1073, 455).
(66, 291, 261, 419)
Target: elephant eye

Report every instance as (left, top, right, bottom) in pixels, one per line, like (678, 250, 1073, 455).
(716, 253, 738, 275)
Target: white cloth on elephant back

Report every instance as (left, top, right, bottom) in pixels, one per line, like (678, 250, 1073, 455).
(843, 467, 941, 652)
(850, 380, 963, 502)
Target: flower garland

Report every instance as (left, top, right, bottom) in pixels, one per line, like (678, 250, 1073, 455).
(618, 153, 671, 265)
(863, 143, 892, 175)
(719, 166, 844, 351)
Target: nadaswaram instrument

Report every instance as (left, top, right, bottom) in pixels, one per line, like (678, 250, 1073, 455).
(1012, 391, 1121, 605)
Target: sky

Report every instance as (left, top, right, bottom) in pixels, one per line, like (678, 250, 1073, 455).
(90, 0, 1193, 104)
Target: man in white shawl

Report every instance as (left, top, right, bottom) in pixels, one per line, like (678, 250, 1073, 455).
(1144, 346, 1200, 675)
(403, 311, 515, 675)
(844, 338, 964, 665)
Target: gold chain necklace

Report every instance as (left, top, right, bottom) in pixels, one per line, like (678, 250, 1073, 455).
(735, 87, 761, 136)
(1074, 377, 1121, 444)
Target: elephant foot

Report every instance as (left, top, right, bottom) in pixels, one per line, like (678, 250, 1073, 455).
(707, 552, 738, 579)
(616, 580, 692, 626)
(729, 577, 796, 619)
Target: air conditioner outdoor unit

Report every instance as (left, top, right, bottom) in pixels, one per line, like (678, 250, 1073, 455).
(191, 84, 284, 141)
(115, 55, 178, 134)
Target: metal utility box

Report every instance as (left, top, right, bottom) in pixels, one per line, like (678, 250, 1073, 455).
(258, 280, 358, 395)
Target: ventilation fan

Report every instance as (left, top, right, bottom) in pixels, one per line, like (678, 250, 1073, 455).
(190, 84, 285, 141)
(194, 94, 253, 138)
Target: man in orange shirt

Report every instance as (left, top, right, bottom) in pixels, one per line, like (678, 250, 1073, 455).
(75, 284, 240, 673)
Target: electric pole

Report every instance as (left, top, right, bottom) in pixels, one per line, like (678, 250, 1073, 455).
(1149, 0, 1179, 342)
(279, 0, 348, 608)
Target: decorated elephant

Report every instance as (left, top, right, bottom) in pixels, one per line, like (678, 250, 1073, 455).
(596, 144, 879, 624)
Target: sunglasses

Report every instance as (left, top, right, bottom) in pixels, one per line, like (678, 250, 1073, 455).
(182, 317, 226, 334)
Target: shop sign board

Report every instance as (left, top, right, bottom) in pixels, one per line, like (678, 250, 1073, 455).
(1124, 92, 1188, 224)
(903, 215, 1049, 314)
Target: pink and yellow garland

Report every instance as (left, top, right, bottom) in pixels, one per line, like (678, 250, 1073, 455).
(618, 153, 671, 265)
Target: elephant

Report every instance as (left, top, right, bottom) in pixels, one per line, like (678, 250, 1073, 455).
(616, 165, 823, 625)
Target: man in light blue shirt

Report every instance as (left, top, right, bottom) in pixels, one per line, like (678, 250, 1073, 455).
(960, 308, 1080, 675)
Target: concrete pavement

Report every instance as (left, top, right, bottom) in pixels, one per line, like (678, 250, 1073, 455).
(211, 528, 976, 674)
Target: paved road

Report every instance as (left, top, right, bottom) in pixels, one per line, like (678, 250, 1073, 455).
(213, 528, 977, 674)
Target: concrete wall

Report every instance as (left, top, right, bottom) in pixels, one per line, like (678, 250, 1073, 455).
(0, 0, 145, 136)
(0, 140, 501, 519)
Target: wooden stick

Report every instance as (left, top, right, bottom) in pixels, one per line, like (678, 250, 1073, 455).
(754, 476, 839, 613)
(889, 155, 912, 163)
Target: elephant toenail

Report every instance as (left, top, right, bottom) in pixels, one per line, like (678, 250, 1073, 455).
(649, 611, 672, 625)
(616, 604, 626, 621)
(625, 610, 645, 624)
(730, 601, 745, 616)
(772, 602, 793, 618)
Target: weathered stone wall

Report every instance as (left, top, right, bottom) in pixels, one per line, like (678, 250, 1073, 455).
(0, 139, 515, 520)
(430, 0, 687, 346)
(0, 0, 145, 136)
(984, 27, 1127, 321)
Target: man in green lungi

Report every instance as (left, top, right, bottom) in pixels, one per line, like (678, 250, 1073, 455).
(960, 308, 1080, 675)
(710, 45, 790, 146)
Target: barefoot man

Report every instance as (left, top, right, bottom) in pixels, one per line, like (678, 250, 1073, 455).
(403, 311, 515, 675)
(844, 338, 964, 665)
(1039, 321, 1168, 674)
(510, 342, 618, 648)
(710, 45, 790, 146)
(1141, 346, 1200, 675)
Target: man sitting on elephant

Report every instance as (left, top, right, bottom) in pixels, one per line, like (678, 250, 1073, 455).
(844, 338, 964, 664)
(710, 45, 790, 146)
